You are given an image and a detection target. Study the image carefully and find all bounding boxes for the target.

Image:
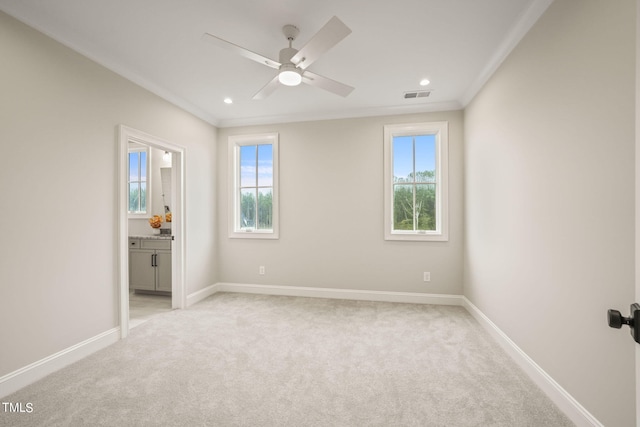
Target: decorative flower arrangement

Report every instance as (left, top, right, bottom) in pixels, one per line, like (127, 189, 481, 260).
(149, 215, 163, 229)
(165, 212, 172, 223)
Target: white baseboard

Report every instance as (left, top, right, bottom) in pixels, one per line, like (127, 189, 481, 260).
(0, 327, 120, 399)
(462, 297, 602, 427)
(186, 283, 220, 307)
(213, 282, 464, 306)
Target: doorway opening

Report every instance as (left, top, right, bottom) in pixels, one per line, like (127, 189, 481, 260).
(117, 125, 186, 338)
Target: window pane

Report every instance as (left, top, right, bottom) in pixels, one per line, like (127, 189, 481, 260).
(393, 184, 414, 230)
(128, 149, 149, 214)
(257, 144, 273, 187)
(240, 188, 256, 229)
(129, 152, 139, 182)
(393, 136, 413, 183)
(415, 135, 436, 183)
(140, 152, 147, 181)
(257, 188, 273, 229)
(139, 183, 147, 213)
(240, 145, 256, 187)
(129, 183, 140, 212)
(416, 184, 436, 231)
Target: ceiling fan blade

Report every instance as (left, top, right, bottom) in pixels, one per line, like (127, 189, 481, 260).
(252, 75, 281, 100)
(202, 33, 280, 69)
(302, 71, 354, 97)
(290, 16, 351, 70)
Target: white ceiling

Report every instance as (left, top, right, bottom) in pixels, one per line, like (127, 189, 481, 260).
(0, 0, 552, 127)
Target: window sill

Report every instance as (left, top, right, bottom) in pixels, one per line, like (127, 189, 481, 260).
(384, 231, 448, 242)
(229, 230, 279, 240)
(128, 213, 152, 220)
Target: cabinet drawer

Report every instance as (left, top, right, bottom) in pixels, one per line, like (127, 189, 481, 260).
(128, 238, 141, 248)
(140, 239, 171, 250)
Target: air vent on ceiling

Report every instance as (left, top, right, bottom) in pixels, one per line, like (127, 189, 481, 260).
(404, 90, 431, 99)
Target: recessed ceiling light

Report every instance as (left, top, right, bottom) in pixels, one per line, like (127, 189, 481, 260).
(420, 79, 430, 86)
(224, 97, 233, 104)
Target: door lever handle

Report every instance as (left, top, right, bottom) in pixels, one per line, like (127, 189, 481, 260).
(608, 303, 640, 344)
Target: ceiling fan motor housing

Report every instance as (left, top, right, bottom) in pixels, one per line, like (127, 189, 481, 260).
(279, 47, 298, 65)
(278, 46, 302, 86)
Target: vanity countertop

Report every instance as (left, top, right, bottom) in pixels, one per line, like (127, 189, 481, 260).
(129, 234, 173, 240)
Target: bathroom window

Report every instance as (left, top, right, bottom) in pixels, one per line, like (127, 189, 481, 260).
(228, 133, 279, 239)
(128, 145, 150, 216)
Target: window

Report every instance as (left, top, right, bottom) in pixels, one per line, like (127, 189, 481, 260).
(383, 122, 448, 241)
(229, 133, 279, 239)
(128, 144, 150, 216)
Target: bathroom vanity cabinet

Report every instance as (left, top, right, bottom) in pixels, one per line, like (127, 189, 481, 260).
(129, 237, 171, 294)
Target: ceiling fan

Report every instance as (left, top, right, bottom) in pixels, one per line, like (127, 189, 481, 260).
(202, 16, 354, 100)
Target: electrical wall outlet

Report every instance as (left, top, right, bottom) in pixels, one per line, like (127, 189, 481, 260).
(259, 266, 265, 275)
(423, 272, 431, 282)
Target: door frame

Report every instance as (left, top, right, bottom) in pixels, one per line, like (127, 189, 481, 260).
(117, 125, 186, 338)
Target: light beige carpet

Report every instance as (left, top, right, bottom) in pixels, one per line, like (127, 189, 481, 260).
(1, 293, 574, 426)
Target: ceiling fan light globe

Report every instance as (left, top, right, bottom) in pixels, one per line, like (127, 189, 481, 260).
(278, 68, 302, 86)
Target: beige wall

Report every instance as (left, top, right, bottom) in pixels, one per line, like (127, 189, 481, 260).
(217, 111, 464, 294)
(0, 11, 218, 376)
(464, 1, 636, 425)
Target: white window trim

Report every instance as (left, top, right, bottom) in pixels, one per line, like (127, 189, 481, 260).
(127, 144, 151, 218)
(383, 121, 449, 242)
(228, 132, 279, 239)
